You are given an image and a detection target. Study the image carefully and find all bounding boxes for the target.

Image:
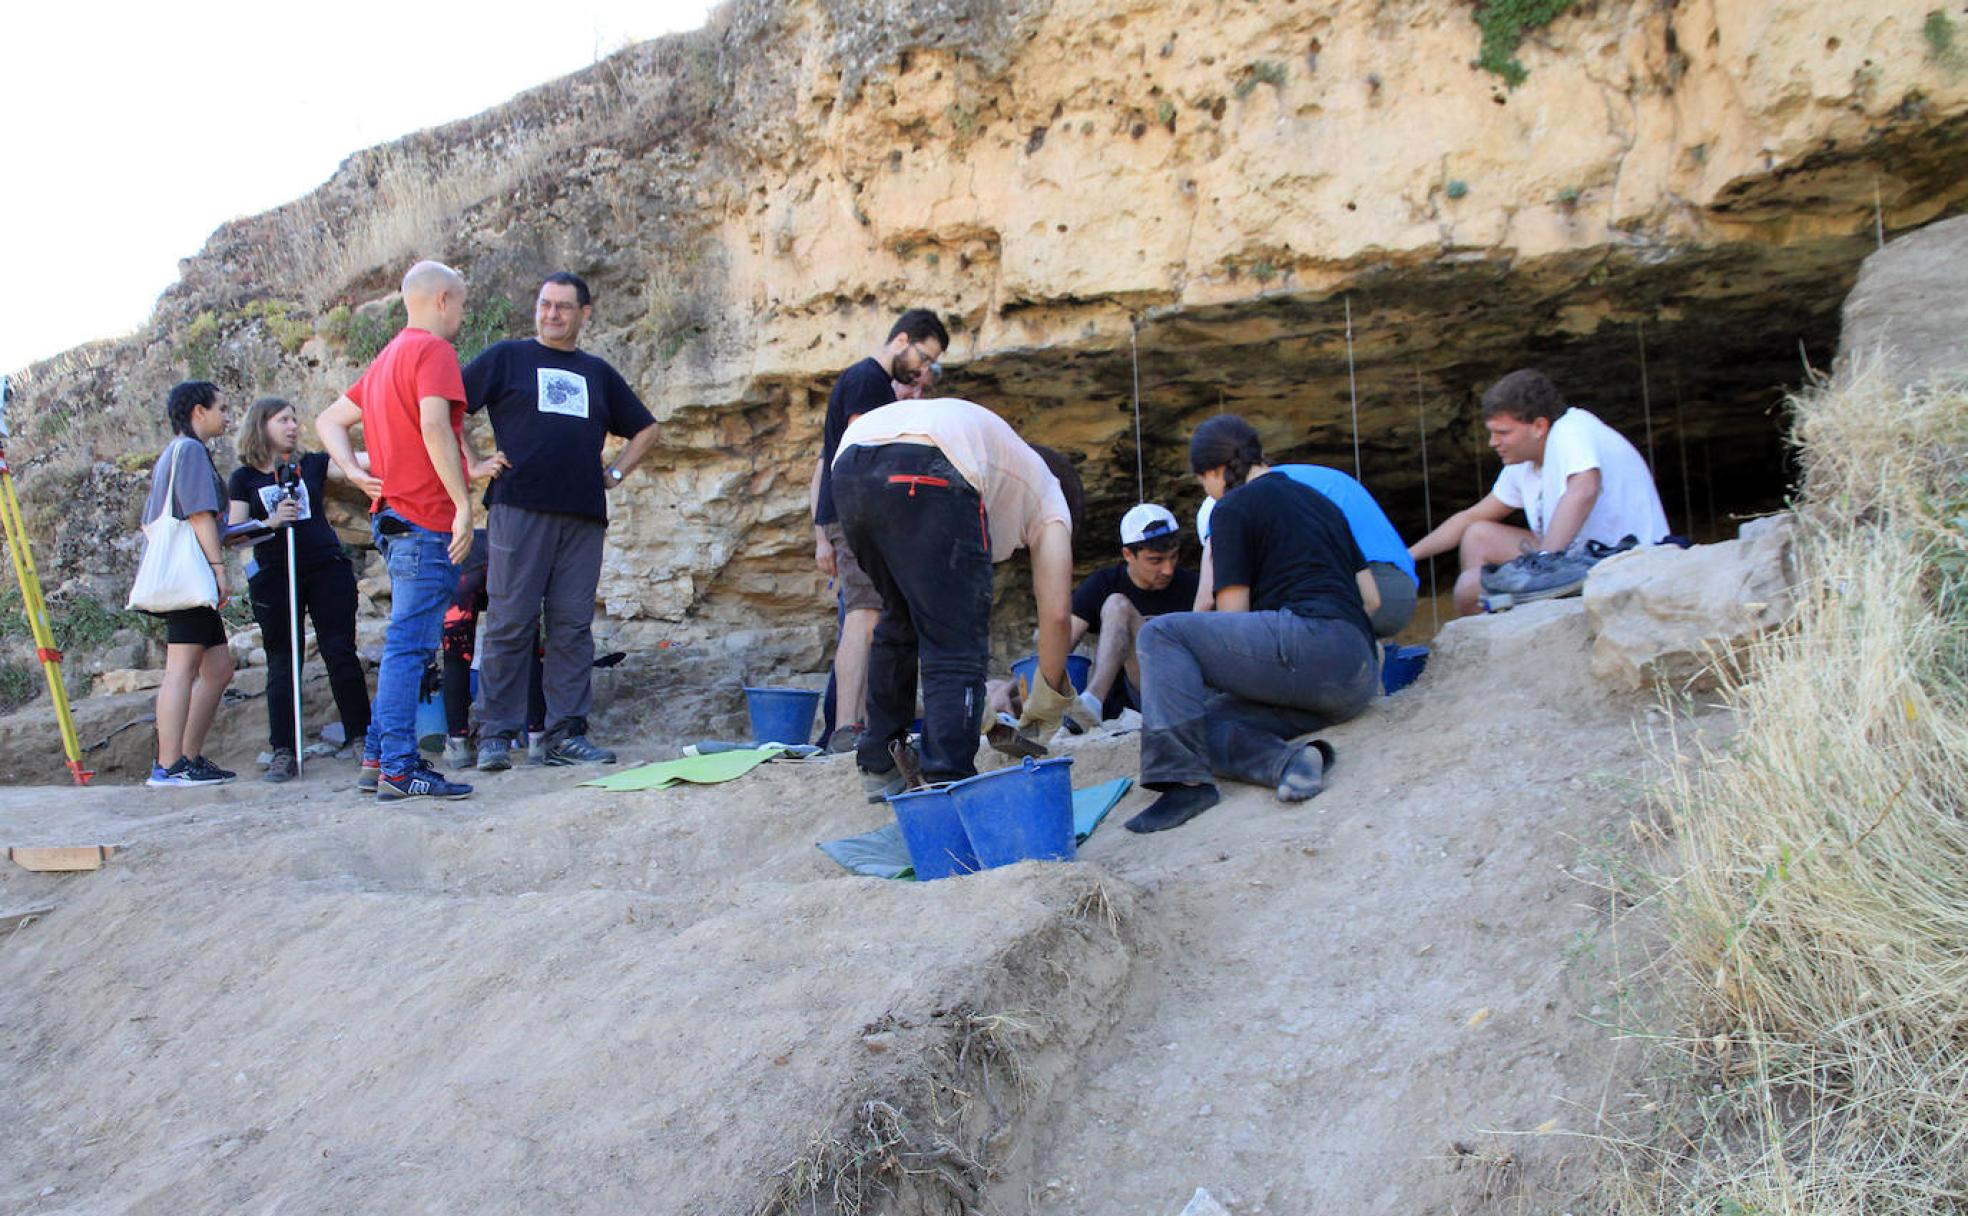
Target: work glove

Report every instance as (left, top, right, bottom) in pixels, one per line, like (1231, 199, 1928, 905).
(1017, 672, 1096, 740)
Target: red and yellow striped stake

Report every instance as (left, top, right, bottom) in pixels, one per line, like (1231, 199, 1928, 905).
(0, 379, 91, 785)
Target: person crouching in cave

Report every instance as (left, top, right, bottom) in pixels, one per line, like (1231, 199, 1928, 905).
(1406, 368, 1670, 615)
(831, 397, 1090, 799)
(1126, 414, 1381, 835)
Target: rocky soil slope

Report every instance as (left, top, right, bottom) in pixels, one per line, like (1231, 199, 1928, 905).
(0, 595, 1704, 1214)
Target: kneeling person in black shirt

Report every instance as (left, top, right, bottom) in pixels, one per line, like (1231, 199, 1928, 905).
(1068, 503, 1199, 723)
(1129, 415, 1381, 835)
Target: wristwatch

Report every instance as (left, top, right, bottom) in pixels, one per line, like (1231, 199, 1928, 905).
(606, 466, 624, 484)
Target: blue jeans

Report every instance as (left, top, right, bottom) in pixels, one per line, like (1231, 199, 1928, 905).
(364, 511, 456, 775)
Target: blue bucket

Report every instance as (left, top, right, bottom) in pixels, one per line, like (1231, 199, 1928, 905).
(415, 692, 446, 752)
(743, 686, 823, 746)
(1009, 653, 1093, 696)
(888, 784, 981, 881)
(1381, 644, 1430, 695)
(953, 756, 1076, 868)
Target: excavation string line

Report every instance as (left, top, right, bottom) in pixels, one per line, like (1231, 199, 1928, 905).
(1130, 319, 1145, 503)
(1344, 296, 1362, 481)
(1637, 320, 1657, 475)
(1414, 366, 1438, 634)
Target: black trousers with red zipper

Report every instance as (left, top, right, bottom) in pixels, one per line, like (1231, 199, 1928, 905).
(833, 441, 995, 783)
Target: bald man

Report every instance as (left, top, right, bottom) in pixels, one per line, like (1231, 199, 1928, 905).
(318, 260, 504, 802)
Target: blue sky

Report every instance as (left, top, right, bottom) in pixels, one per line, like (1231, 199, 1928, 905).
(1, 0, 715, 372)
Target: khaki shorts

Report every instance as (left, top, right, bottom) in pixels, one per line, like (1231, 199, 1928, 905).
(823, 521, 883, 613)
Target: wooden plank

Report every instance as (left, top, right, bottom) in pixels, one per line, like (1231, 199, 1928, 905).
(7, 846, 114, 872)
(0, 905, 55, 932)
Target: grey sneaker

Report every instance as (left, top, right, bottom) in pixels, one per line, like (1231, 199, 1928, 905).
(264, 748, 297, 784)
(827, 724, 862, 754)
(862, 766, 909, 803)
(442, 735, 474, 769)
(476, 736, 513, 772)
(1480, 549, 1594, 602)
(545, 734, 617, 766)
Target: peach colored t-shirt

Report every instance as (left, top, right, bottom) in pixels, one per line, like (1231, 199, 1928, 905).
(833, 397, 1072, 561)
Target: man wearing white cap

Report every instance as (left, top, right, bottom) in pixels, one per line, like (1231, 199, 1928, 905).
(1067, 503, 1201, 724)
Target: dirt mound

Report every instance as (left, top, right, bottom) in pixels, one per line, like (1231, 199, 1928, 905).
(0, 599, 1697, 1213)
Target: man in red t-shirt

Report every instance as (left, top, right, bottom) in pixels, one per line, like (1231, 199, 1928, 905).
(317, 260, 504, 802)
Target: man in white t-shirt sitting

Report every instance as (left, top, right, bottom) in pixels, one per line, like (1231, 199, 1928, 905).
(1408, 368, 1669, 615)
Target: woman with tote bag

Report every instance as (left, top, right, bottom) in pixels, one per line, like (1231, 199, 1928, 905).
(136, 381, 238, 787)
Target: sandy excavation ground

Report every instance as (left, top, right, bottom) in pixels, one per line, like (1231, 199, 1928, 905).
(0, 599, 1705, 1214)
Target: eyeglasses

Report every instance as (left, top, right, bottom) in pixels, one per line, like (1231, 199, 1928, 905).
(538, 299, 584, 315)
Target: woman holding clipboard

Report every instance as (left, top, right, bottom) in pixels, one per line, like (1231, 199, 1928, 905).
(228, 396, 372, 783)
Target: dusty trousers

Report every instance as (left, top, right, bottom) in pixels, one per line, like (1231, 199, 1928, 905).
(833, 442, 993, 783)
(1137, 609, 1377, 789)
(479, 504, 606, 741)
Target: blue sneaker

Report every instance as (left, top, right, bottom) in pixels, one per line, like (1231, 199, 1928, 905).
(376, 761, 473, 802)
(146, 757, 196, 788)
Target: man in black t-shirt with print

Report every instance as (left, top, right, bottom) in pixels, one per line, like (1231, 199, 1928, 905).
(808, 308, 949, 751)
(1068, 503, 1199, 723)
(462, 272, 659, 769)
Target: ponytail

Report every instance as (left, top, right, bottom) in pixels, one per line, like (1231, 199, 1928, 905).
(1188, 414, 1265, 491)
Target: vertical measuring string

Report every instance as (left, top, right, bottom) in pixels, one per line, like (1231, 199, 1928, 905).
(1674, 378, 1694, 540)
(1414, 367, 1438, 633)
(1873, 177, 1885, 250)
(1344, 296, 1362, 481)
(1129, 319, 1145, 503)
(1637, 320, 1656, 475)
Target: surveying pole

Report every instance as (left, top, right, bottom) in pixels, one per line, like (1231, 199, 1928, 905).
(0, 376, 93, 785)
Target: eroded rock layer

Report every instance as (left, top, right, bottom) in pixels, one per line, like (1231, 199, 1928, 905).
(8, 0, 1964, 708)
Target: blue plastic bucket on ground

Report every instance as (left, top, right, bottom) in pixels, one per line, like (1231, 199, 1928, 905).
(743, 686, 823, 746)
(1381, 644, 1430, 695)
(415, 692, 446, 752)
(887, 785, 981, 881)
(953, 755, 1076, 868)
(1009, 654, 1093, 696)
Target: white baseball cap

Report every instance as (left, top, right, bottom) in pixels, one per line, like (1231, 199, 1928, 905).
(1120, 503, 1180, 546)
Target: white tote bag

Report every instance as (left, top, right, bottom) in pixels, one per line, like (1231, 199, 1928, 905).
(127, 440, 220, 613)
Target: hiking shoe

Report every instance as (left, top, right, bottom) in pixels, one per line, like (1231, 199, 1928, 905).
(264, 748, 297, 784)
(442, 735, 474, 769)
(862, 766, 909, 803)
(146, 758, 196, 788)
(545, 734, 616, 766)
(476, 736, 513, 772)
(186, 755, 236, 784)
(827, 724, 863, 754)
(1480, 549, 1594, 601)
(356, 759, 381, 793)
(377, 762, 473, 802)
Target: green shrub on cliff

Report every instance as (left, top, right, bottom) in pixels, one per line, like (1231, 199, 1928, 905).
(1473, 0, 1577, 88)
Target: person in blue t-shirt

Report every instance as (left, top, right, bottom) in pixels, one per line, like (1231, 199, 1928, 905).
(1128, 415, 1381, 835)
(1196, 464, 1417, 638)
(461, 272, 660, 770)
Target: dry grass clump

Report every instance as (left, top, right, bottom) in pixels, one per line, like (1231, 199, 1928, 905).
(1607, 365, 1968, 1211)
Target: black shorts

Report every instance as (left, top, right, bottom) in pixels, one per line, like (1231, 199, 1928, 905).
(162, 607, 226, 648)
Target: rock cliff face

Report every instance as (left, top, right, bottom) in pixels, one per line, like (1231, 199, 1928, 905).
(7, 0, 1965, 708)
